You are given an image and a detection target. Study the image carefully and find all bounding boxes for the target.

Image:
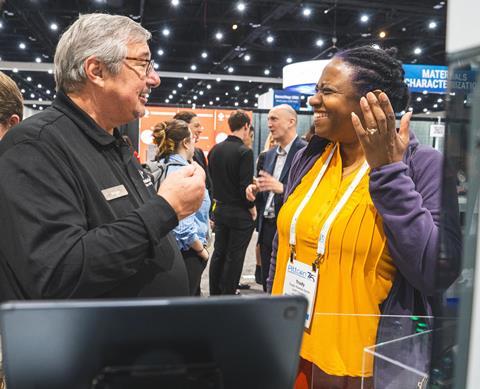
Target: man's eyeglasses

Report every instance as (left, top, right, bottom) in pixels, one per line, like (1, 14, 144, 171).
(124, 57, 155, 77)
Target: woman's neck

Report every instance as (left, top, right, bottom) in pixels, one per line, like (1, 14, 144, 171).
(176, 148, 190, 162)
(339, 141, 364, 168)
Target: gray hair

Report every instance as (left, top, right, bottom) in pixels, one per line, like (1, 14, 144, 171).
(54, 13, 151, 93)
(271, 104, 297, 122)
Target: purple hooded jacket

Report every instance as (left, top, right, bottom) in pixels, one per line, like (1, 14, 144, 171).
(267, 132, 461, 388)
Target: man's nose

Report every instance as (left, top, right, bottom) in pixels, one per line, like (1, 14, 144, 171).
(147, 71, 161, 88)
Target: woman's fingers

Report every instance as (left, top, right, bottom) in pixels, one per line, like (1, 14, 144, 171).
(351, 112, 367, 140)
(359, 96, 378, 132)
(378, 92, 397, 132)
(366, 92, 388, 134)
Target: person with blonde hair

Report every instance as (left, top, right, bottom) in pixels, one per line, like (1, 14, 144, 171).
(153, 119, 211, 295)
(0, 71, 23, 140)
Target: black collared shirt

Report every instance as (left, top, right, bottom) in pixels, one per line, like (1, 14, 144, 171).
(0, 91, 188, 300)
(207, 135, 254, 210)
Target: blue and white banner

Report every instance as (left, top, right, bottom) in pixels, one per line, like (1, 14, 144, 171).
(273, 90, 302, 110)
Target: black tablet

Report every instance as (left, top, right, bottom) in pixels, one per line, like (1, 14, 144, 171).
(0, 295, 306, 389)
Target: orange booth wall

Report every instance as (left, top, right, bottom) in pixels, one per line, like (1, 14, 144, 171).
(138, 106, 252, 164)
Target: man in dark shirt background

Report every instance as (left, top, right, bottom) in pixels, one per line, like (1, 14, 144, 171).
(208, 110, 256, 295)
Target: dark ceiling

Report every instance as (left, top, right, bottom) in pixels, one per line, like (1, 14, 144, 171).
(0, 0, 447, 112)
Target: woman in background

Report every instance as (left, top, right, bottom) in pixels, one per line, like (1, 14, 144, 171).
(153, 119, 211, 296)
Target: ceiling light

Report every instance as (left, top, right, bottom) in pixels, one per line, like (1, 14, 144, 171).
(206, 84, 212, 89)
(316, 39, 324, 47)
(169, 94, 173, 99)
(234, 85, 240, 91)
(234, 102, 239, 107)
(254, 94, 259, 98)
(191, 64, 197, 71)
(171, 0, 180, 6)
(188, 99, 192, 104)
(184, 76, 189, 80)
(162, 28, 170, 37)
(21, 89, 25, 93)
(193, 96, 198, 100)
(165, 99, 170, 103)
(199, 91, 204, 95)
(360, 14, 369, 23)
(423, 108, 428, 113)
(243, 99, 248, 103)
(372, 44, 381, 50)
(428, 21, 437, 29)
(433, 104, 438, 108)
(422, 90, 428, 95)
(177, 82, 183, 88)
(266, 35, 274, 43)
(32, 104, 37, 108)
(157, 49, 164, 56)
(215, 32, 223, 40)
(437, 98, 443, 103)
(303, 8, 312, 17)
(414, 47, 422, 55)
(228, 67, 234, 73)
(254, 103, 258, 107)
(50, 23, 58, 31)
(237, 2, 246, 12)
(232, 24, 238, 30)
(209, 101, 213, 105)
(225, 92, 229, 96)
(19, 42, 26, 49)
(286, 57, 292, 63)
(27, 76, 32, 81)
(201, 51, 208, 59)
(0, 22, 3, 29)
(12, 68, 18, 73)
(30, 93, 35, 98)
(37, 83, 42, 88)
(216, 97, 220, 101)
(264, 69, 270, 75)
(244, 54, 251, 61)
(172, 90, 177, 94)
(35, 57, 42, 63)
(48, 69, 53, 74)
(216, 77, 221, 82)
(416, 97, 422, 102)
(46, 90, 51, 94)
(379, 31, 386, 38)
(154, 63, 159, 70)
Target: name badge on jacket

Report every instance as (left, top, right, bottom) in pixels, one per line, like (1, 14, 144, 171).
(101, 185, 129, 201)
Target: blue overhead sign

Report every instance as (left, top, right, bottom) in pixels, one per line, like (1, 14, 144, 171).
(273, 90, 301, 110)
(403, 64, 476, 94)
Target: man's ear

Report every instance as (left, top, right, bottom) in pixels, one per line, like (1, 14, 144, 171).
(7, 114, 20, 127)
(84, 56, 106, 87)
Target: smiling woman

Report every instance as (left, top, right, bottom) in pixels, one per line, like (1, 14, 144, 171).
(269, 45, 461, 388)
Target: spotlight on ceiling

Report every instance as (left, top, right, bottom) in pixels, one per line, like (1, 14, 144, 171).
(379, 31, 386, 38)
(360, 14, 369, 23)
(428, 21, 437, 29)
(316, 39, 324, 47)
(266, 35, 274, 43)
(215, 32, 224, 40)
(303, 8, 312, 17)
(171, 0, 180, 6)
(201, 51, 208, 58)
(236, 2, 246, 12)
(244, 54, 251, 61)
(162, 28, 170, 37)
(286, 57, 293, 63)
(414, 47, 422, 55)
(50, 23, 58, 31)
(19, 42, 26, 49)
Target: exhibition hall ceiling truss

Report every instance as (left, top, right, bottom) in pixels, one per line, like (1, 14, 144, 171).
(0, 0, 446, 112)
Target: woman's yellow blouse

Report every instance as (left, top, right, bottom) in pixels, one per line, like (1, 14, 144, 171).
(272, 143, 396, 377)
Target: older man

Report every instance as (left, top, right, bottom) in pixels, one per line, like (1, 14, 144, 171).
(0, 71, 23, 140)
(246, 104, 306, 291)
(0, 14, 205, 300)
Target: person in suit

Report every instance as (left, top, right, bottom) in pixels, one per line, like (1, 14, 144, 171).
(208, 110, 256, 295)
(246, 104, 306, 291)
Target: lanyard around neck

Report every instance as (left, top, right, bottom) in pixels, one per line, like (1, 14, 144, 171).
(288, 143, 369, 270)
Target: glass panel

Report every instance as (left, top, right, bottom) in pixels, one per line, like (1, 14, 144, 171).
(431, 48, 480, 388)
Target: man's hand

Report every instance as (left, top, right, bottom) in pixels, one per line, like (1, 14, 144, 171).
(246, 181, 259, 201)
(158, 162, 206, 220)
(249, 206, 257, 221)
(257, 170, 284, 194)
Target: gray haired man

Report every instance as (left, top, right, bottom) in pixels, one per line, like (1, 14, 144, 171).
(0, 14, 205, 300)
